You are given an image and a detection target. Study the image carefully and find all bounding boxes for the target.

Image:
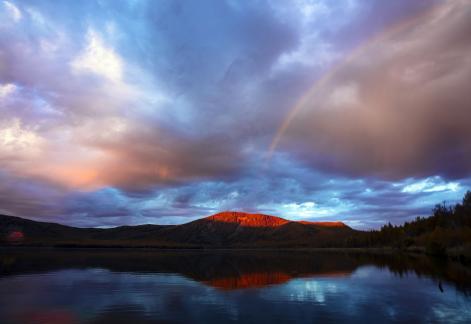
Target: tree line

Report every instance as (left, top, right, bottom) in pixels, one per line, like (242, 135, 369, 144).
(346, 191, 471, 258)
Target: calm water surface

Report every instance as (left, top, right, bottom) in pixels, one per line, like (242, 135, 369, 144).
(0, 249, 470, 323)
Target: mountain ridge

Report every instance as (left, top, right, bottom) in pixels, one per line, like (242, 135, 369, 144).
(0, 212, 354, 248)
(203, 211, 350, 228)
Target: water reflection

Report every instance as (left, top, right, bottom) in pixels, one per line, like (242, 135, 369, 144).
(0, 249, 470, 323)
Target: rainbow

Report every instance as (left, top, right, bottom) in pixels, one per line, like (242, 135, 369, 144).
(267, 2, 447, 161)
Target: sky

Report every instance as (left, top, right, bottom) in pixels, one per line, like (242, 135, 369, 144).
(0, 0, 470, 229)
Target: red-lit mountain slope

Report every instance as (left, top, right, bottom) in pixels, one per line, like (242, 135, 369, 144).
(0, 212, 355, 248)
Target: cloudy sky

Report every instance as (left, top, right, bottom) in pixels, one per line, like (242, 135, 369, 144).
(0, 0, 470, 228)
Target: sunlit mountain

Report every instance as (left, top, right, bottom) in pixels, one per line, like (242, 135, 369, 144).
(0, 212, 354, 248)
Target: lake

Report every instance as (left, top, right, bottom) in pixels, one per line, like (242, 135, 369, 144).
(0, 249, 470, 323)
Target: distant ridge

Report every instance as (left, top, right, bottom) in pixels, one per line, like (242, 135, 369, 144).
(205, 211, 350, 228)
(206, 212, 290, 227)
(0, 212, 354, 248)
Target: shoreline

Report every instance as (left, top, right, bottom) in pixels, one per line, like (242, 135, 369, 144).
(1, 245, 469, 264)
(0, 245, 463, 258)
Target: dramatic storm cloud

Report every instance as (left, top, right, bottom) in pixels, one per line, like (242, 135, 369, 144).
(0, 0, 469, 228)
(276, 0, 471, 179)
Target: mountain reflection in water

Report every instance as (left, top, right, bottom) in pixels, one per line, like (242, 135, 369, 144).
(0, 249, 470, 323)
